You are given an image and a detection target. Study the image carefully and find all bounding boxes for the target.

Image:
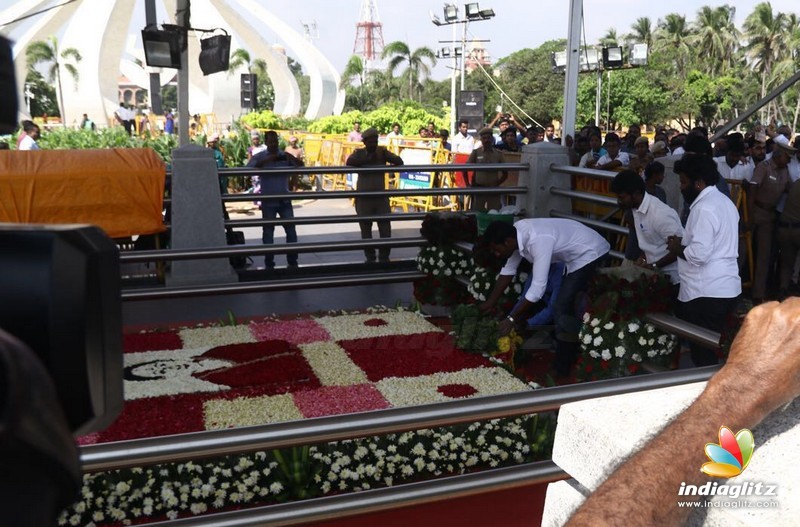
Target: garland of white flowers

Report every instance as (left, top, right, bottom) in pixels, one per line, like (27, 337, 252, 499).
(415, 245, 473, 277)
(466, 268, 529, 303)
(59, 413, 550, 525)
(579, 313, 678, 368)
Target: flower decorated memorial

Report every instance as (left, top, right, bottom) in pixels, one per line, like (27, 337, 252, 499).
(62, 308, 552, 525)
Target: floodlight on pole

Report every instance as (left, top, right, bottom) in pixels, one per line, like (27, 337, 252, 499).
(630, 43, 648, 66)
(465, 3, 480, 19)
(432, 2, 496, 135)
(443, 4, 458, 22)
(141, 26, 185, 69)
(602, 46, 624, 69)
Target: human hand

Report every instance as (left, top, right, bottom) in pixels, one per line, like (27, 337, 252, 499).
(666, 235, 682, 254)
(718, 298, 800, 420)
(498, 318, 514, 337)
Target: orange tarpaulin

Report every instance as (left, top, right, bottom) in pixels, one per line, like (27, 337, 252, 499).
(0, 148, 166, 238)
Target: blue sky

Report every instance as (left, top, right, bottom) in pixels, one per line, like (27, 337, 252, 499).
(2, 0, 798, 80)
(264, 0, 799, 78)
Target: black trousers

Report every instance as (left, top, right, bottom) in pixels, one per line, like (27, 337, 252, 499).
(677, 296, 739, 366)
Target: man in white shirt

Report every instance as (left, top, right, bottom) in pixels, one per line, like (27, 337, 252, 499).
(668, 154, 741, 366)
(480, 218, 610, 377)
(18, 122, 40, 150)
(595, 132, 629, 170)
(611, 170, 683, 285)
(451, 119, 475, 154)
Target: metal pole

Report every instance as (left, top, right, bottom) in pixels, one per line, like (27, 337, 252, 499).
(606, 70, 612, 132)
(561, 0, 582, 141)
(460, 18, 467, 91)
(176, 0, 190, 146)
(139, 463, 567, 527)
(79, 365, 719, 472)
(144, 0, 163, 115)
(595, 67, 601, 127)
(450, 20, 457, 135)
(710, 69, 800, 142)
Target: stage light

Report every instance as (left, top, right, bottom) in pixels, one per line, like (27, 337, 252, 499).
(551, 51, 567, 73)
(443, 4, 458, 22)
(465, 3, 481, 19)
(630, 43, 648, 66)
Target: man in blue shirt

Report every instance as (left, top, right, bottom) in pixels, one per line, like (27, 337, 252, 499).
(247, 131, 303, 269)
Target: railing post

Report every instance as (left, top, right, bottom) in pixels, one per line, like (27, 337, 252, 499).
(167, 145, 237, 286)
(519, 143, 573, 218)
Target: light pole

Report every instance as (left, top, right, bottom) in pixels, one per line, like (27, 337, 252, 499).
(431, 2, 495, 135)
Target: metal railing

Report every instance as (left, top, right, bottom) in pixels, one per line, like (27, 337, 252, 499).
(81, 362, 719, 472)
(145, 462, 566, 527)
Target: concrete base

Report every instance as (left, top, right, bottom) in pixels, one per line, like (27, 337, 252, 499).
(543, 381, 800, 525)
(166, 145, 237, 287)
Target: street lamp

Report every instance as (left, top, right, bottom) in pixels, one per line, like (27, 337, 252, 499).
(431, 2, 496, 135)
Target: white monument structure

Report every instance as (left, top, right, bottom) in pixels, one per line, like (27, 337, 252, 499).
(2, 0, 345, 126)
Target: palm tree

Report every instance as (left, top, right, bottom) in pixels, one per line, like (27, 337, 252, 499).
(366, 69, 401, 105)
(692, 5, 740, 76)
(381, 41, 437, 101)
(654, 13, 692, 76)
(743, 2, 789, 122)
(340, 55, 367, 110)
(599, 28, 619, 47)
(25, 36, 81, 125)
(628, 17, 652, 48)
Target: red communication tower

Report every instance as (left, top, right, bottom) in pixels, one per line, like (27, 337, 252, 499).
(353, 0, 384, 70)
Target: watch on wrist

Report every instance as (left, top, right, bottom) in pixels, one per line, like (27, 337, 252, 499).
(506, 314, 515, 324)
(651, 263, 658, 270)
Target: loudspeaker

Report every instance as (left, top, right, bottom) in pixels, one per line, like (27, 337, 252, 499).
(458, 90, 484, 119)
(240, 73, 257, 109)
(0, 224, 123, 434)
(0, 36, 17, 133)
(198, 33, 231, 76)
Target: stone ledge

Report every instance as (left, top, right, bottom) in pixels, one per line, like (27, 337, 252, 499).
(544, 381, 799, 526)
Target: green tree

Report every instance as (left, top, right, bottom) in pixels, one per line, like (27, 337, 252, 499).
(691, 5, 740, 76)
(599, 28, 619, 47)
(576, 67, 670, 129)
(23, 69, 59, 117)
(743, 2, 789, 123)
(340, 55, 367, 111)
(25, 36, 82, 125)
(628, 17, 653, 48)
(493, 40, 566, 127)
(654, 13, 692, 77)
(381, 41, 437, 101)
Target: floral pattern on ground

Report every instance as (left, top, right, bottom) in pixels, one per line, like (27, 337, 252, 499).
(314, 311, 441, 341)
(249, 318, 330, 345)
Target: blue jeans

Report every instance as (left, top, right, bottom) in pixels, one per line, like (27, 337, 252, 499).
(552, 254, 607, 375)
(261, 200, 298, 267)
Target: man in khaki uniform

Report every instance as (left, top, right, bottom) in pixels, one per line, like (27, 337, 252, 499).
(466, 127, 507, 211)
(748, 141, 794, 301)
(775, 142, 800, 298)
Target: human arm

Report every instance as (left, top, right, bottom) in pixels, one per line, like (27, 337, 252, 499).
(384, 149, 404, 166)
(566, 298, 800, 526)
(478, 251, 523, 314)
(465, 151, 478, 186)
(345, 149, 366, 167)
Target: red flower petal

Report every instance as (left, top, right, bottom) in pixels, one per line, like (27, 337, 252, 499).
(363, 318, 389, 327)
(123, 331, 182, 353)
(294, 384, 390, 418)
(438, 383, 479, 398)
(340, 332, 490, 381)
